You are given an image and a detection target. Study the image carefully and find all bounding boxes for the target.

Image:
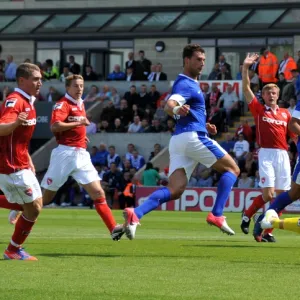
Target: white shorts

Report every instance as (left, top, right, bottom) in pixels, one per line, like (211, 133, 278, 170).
(169, 131, 227, 180)
(0, 169, 42, 204)
(258, 148, 291, 190)
(41, 145, 100, 191)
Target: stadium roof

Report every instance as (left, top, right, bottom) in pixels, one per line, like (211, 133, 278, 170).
(1, 5, 300, 39)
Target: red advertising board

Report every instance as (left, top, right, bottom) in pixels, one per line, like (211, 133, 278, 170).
(136, 187, 300, 213)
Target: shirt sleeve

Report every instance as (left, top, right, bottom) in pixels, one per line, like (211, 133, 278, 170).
(51, 102, 69, 124)
(248, 96, 261, 117)
(168, 79, 191, 106)
(292, 101, 300, 120)
(0, 97, 21, 124)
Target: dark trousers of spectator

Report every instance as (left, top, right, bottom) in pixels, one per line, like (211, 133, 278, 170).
(119, 194, 135, 209)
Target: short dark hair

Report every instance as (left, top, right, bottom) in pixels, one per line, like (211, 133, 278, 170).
(139, 50, 145, 54)
(45, 59, 53, 67)
(130, 85, 136, 89)
(182, 44, 205, 60)
(109, 145, 115, 150)
(16, 63, 41, 81)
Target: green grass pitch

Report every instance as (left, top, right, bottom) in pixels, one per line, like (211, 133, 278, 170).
(0, 209, 300, 300)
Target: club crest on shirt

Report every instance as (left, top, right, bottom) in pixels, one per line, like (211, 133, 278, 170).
(5, 99, 17, 108)
(281, 112, 287, 119)
(25, 107, 30, 112)
(24, 187, 33, 197)
(47, 178, 53, 185)
(53, 103, 63, 110)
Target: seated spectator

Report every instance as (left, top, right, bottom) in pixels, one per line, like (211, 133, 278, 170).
(165, 118, 175, 134)
(107, 64, 126, 81)
(0, 62, 5, 82)
(123, 85, 139, 107)
(154, 100, 168, 123)
(128, 115, 142, 133)
(122, 159, 132, 174)
(148, 85, 160, 109)
(208, 63, 219, 80)
(288, 97, 296, 116)
(208, 83, 222, 110)
(148, 143, 162, 161)
(244, 152, 257, 177)
(44, 59, 59, 80)
(46, 86, 62, 102)
(59, 66, 72, 83)
(130, 150, 145, 170)
(90, 144, 109, 166)
(235, 120, 253, 144)
(147, 64, 156, 82)
(125, 66, 136, 81)
(138, 84, 151, 109)
(111, 87, 121, 108)
(129, 167, 137, 177)
(132, 103, 145, 119)
(143, 105, 154, 122)
(116, 99, 132, 126)
(107, 145, 122, 170)
(96, 85, 111, 102)
(142, 162, 160, 186)
(220, 133, 235, 154)
(83, 85, 99, 102)
(233, 133, 249, 169)
(196, 168, 213, 187)
(112, 118, 126, 133)
(100, 100, 117, 123)
(83, 65, 98, 81)
(217, 65, 232, 80)
(154, 63, 167, 81)
(97, 120, 113, 133)
(125, 143, 135, 161)
(237, 171, 253, 188)
(149, 118, 165, 133)
(86, 113, 97, 135)
(138, 118, 151, 133)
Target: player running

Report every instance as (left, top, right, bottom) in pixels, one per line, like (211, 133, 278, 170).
(122, 44, 240, 240)
(241, 53, 296, 242)
(0, 63, 43, 260)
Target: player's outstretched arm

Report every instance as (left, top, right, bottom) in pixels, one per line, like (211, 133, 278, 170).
(51, 117, 90, 133)
(288, 117, 300, 136)
(164, 99, 190, 118)
(242, 53, 259, 104)
(0, 112, 28, 136)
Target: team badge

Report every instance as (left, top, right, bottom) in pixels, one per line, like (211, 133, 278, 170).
(24, 187, 33, 197)
(281, 112, 287, 119)
(5, 99, 17, 108)
(25, 107, 30, 112)
(261, 177, 265, 184)
(47, 178, 53, 185)
(53, 103, 63, 110)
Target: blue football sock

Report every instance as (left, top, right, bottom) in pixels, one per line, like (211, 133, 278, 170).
(268, 192, 293, 213)
(134, 187, 171, 219)
(212, 171, 237, 217)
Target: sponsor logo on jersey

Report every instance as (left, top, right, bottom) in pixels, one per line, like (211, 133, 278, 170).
(24, 187, 33, 197)
(262, 116, 287, 126)
(68, 116, 85, 122)
(72, 107, 78, 111)
(5, 99, 17, 108)
(53, 103, 63, 110)
(25, 107, 31, 112)
(47, 178, 53, 185)
(22, 118, 36, 126)
(281, 112, 287, 119)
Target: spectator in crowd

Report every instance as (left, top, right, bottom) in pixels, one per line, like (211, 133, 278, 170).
(197, 168, 213, 187)
(217, 84, 240, 126)
(148, 143, 161, 161)
(278, 52, 297, 80)
(138, 84, 151, 109)
(59, 66, 72, 83)
(131, 104, 144, 119)
(44, 59, 59, 80)
(282, 76, 296, 103)
(142, 162, 160, 186)
(128, 115, 142, 133)
(235, 120, 253, 144)
(207, 103, 223, 132)
(157, 88, 171, 108)
(4, 55, 17, 81)
(83, 85, 99, 102)
(154, 63, 167, 81)
(107, 64, 126, 81)
(0, 62, 5, 82)
(217, 65, 232, 80)
(107, 145, 122, 169)
(244, 152, 257, 177)
(122, 175, 141, 209)
(68, 55, 81, 74)
(122, 160, 132, 174)
(86, 113, 97, 135)
(117, 99, 132, 126)
(130, 150, 145, 170)
(125, 66, 136, 82)
(218, 54, 231, 76)
(129, 167, 137, 177)
(153, 100, 168, 123)
(159, 167, 169, 186)
(288, 98, 296, 116)
(138, 118, 151, 133)
(208, 63, 219, 80)
(249, 69, 259, 85)
(143, 105, 154, 122)
(136, 50, 152, 80)
(201, 83, 210, 100)
(112, 118, 126, 133)
(188, 169, 198, 187)
(150, 118, 165, 133)
(96, 85, 111, 102)
(253, 170, 260, 188)
(111, 87, 121, 108)
(147, 64, 156, 82)
(258, 47, 278, 85)
(278, 99, 285, 108)
(83, 65, 98, 81)
(148, 84, 160, 109)
(90, 143, 109, 166)
(292, 68, 300, 101)
(251, 84, 262, 102)
(236, 64, 243, 80)
(237, 171, 254, 188)
(125, 143, 136, 160)
(97, 120, 113, 133)
(100, 100, 117, 124)
(165, 118, 175, 134)
(297, 50, 300, 71)
(125, 52, 136, 74)
(102, 162, 124, 208)
(277, 73, 288, 100)
(220, 133, 235, 154)
(233, 133, 249, 169)
(46, 86, 62, 102)
(123, 85, 139, 107)
(119, 172, 134, 209)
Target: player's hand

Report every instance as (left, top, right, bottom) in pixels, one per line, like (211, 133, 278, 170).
(16, 112, 28, 125)
(176, 104, 190, 116)
(243, 53, 259, 67)
(79, 117, 90, 126)
(206, 123, 217, 135)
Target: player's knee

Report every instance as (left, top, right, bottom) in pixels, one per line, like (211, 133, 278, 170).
(24, 199, 42, 220)
(262, 191, 273, 202)
(169, 183, 185, 199)
(91, 189, 105, 201)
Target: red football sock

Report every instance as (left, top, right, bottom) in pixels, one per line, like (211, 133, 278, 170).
(8, 214, 35, 252)
(94, 197, 117, 233)
(244, 194, 266, 218)
(264, 211, 283, 235)
(0, 195, 23, 211)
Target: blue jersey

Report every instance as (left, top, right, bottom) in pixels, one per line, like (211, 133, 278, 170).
(293, 101, 300, 152)
(170, 74, 207, 135)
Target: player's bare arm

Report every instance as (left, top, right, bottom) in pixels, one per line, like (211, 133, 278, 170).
(242, 53, 259, 103)
(51, 117, 90, 133)
(28, 153, 36, 174)
(288, 117, 300, 136)
(0, 112, 28, 136)
(164, 99, 190, 117)
(206, 123, 217, 135)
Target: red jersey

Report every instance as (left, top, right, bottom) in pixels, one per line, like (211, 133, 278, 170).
(51, 94, 86, 148)
(0, 88, 36, 174)
(248, 97, 295, 150)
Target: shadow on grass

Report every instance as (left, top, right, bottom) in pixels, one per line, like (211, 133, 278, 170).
(182, 244, 297, 249)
